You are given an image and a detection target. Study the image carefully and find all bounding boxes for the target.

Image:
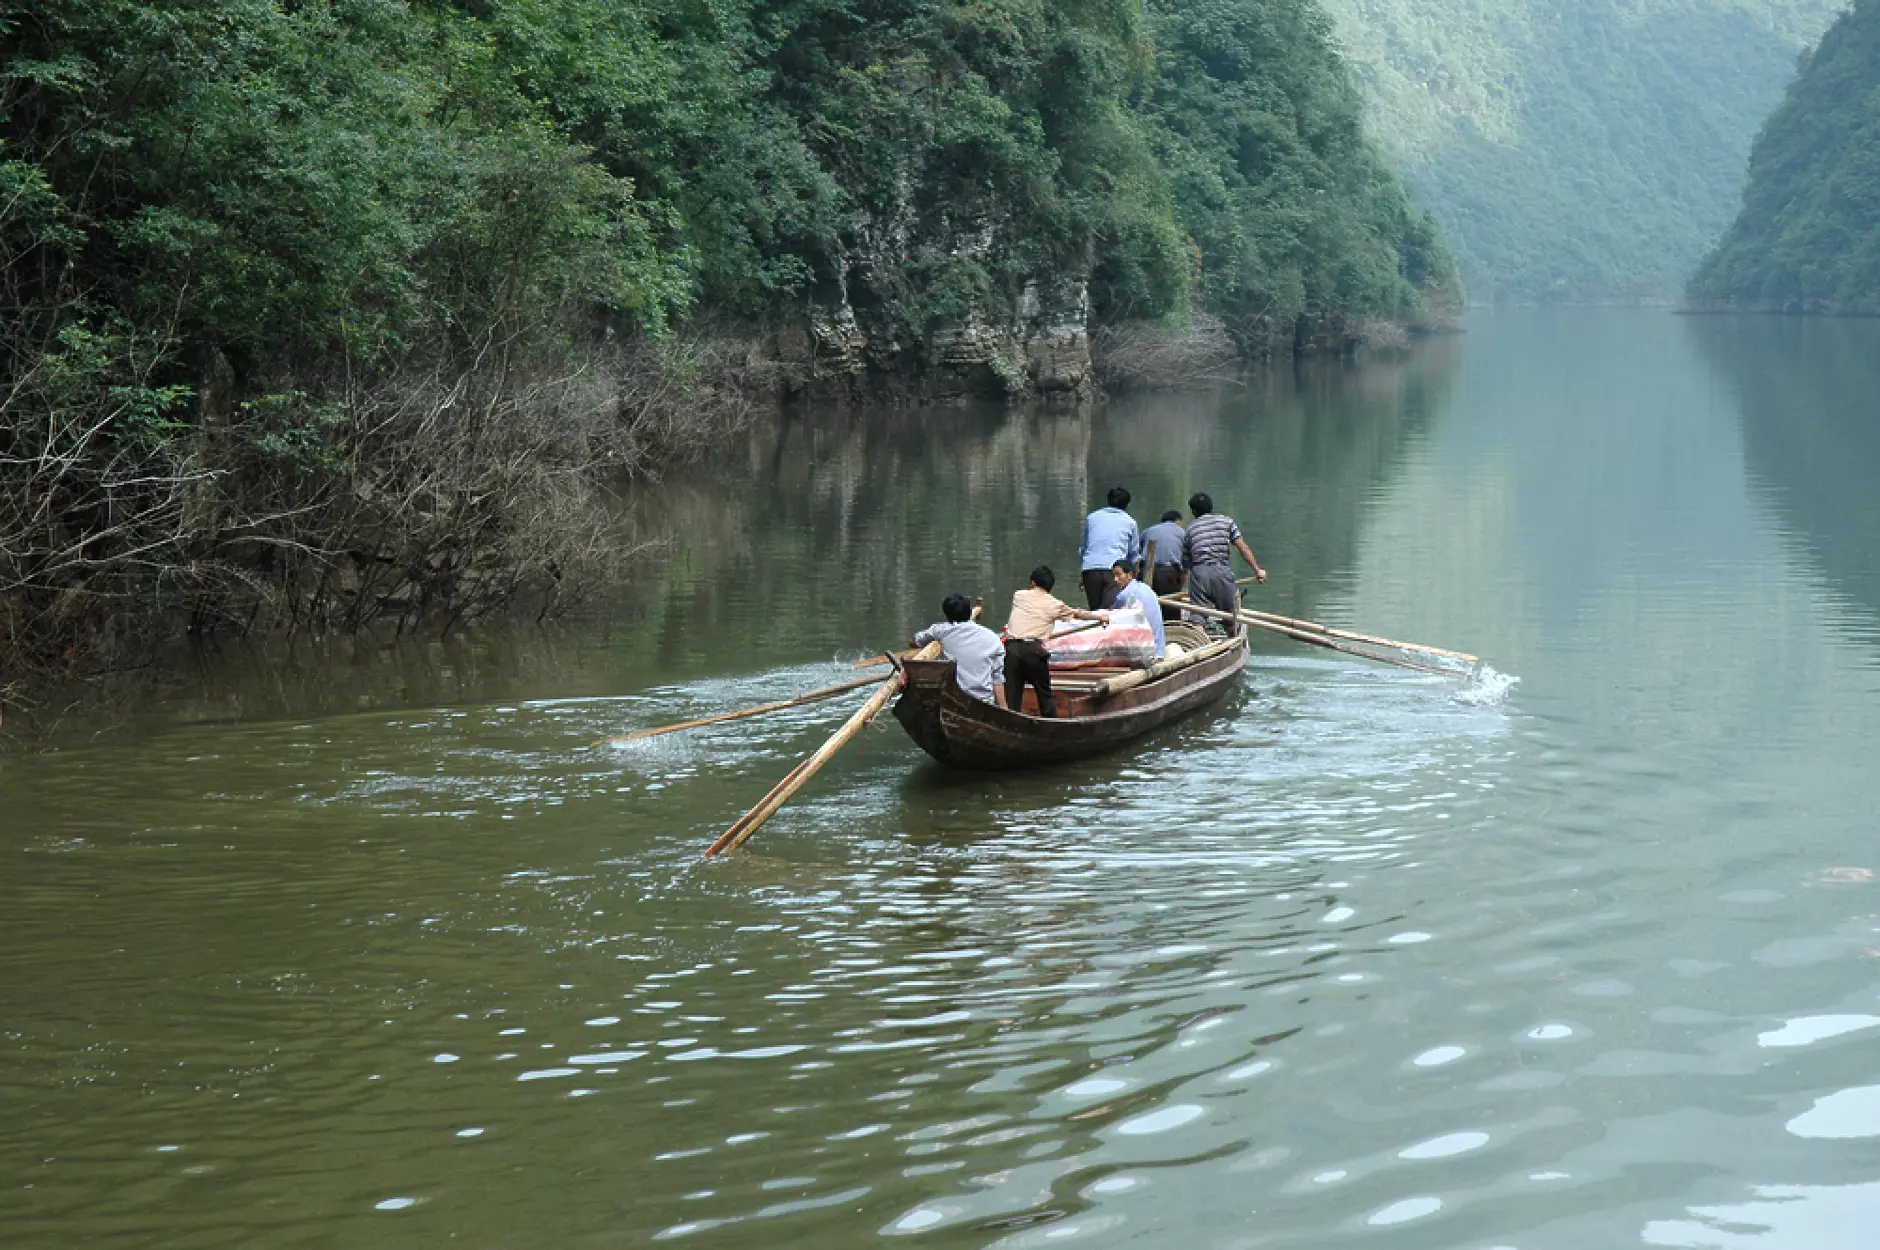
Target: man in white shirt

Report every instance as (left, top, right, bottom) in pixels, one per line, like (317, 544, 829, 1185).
(911, 593, 1005, 704)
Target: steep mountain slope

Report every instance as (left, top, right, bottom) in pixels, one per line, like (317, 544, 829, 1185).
(1692, 0, 1880, 310)
(1316, 0, 1842, 300)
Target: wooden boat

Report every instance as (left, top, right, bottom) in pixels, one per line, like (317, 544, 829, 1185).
(891, 632, 1248, 770)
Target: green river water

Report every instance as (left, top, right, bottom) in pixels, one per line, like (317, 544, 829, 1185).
(6, 309, 1880, 1248)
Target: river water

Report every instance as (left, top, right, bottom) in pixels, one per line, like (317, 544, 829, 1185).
(6, 309, 1880, 1248)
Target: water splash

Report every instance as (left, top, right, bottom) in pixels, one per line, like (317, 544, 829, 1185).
(1453, 664, 1519, 707)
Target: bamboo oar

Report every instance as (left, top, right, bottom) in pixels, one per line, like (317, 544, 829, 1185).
(1090, 636, 1241, 699)
(852, 648, 918, 670)
(1245, 606, 1478, 666)
(591, 673, 883, 746)
(702, 644, 933, 858)
(701, 754, 818, 857)
(707, 603, 984, 857)
(1219, 583, 1478, 666)
(1162, 596, 1462, 676)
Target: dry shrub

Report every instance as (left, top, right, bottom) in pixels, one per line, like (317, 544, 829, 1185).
(1091, 313, 1238, 390)
(0, 324, 774, 691)
(1353, 317, 1411, 354)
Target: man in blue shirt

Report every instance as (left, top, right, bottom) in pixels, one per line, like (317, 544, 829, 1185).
(1139, 509, 1186, 623)
(1107, 560, 1165, 661)
(1079, 486, 1140, 611)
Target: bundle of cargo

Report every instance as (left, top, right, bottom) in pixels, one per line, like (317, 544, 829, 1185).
(1040, 607, 1157, 670)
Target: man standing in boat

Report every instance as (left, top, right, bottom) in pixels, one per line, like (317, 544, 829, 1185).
(1140, 508, 1187, 623)
(1005, 565, 1107, 717)
(1079, 486, 1140, 611)
(911, 593, 1005, 705)
(1108, 561, 1165, 660)
(1183, 492, 1266, 631)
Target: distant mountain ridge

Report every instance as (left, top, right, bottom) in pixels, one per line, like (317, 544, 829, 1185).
(1316, 0, 1843, 302)
(1692, 0, 1880, 310)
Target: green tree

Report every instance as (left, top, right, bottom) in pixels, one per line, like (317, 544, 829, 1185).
(1692, 0, 1880, 310)
(1143, 0, 1458, 335)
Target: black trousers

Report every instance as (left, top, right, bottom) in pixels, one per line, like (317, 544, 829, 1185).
(1151, 564, 1185, 622)
(1081, 568, 1118, 610)
(1003, 637, 1056, 718)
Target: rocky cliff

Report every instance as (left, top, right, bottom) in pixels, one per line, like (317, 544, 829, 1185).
(774, 275, 1096, 403)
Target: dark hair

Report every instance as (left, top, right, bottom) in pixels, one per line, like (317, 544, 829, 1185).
(1188, 491, 1213, 516)
(941, 592, 973, 623)
(1161, 509, 1181, 523)
(1106, 486, 1131, 510)
(1029, 564, 1056, 592)
(1111, 560, 1133, 575)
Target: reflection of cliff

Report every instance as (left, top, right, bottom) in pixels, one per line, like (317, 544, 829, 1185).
(629, 405, 1098, 675)
(620, 340, 1462, 679)
(1334, 309, 1876, 755)
(1687, 316, 1880, 618)
(1097, 341, 1463, 623)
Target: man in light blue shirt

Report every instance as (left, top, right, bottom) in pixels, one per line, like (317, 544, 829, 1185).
(911, 593, 1004, 703)
(1079, 485, 1140, 610)
(1107, 560, 1165, 660)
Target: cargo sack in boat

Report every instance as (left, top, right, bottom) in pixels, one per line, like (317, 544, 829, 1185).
(1045, 607, 1156, 669)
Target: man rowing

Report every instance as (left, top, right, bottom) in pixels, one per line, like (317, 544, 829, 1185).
(1079, 486, 1140, 610)
(1140, 508, 1186, 622)
(1182, 492, 1266, 632)
(911, 593, 1003, 704)
(1005, 565, 1107, 717)
(1107, 561, 1165, 661)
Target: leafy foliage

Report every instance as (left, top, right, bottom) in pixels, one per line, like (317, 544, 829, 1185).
(0, 0, 1454, 674)
(1143, 0, 1456, 333)
(1691, 0, 1880, 310)
(3, 0, 1448, 374)
(1316, 0, 1843, 300)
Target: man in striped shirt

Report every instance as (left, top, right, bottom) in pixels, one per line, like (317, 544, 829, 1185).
(1182, 492, 1266, 632)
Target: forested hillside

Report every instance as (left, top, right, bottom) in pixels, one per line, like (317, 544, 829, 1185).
(1317, 0, 1842, 301)
(0, 0, 1450, 677)
(1691, 0, 1880, 310)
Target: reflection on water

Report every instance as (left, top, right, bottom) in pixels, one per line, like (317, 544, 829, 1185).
(1688, 315, 1880, 626)
(7, 312, 1880, 1248)
(1645, 1181, 1880, 1249)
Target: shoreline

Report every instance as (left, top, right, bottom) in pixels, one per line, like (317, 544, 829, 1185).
(0, 304, 1446, 730)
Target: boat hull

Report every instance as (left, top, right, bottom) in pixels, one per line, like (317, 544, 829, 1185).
(891, 638, 1248, 770)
